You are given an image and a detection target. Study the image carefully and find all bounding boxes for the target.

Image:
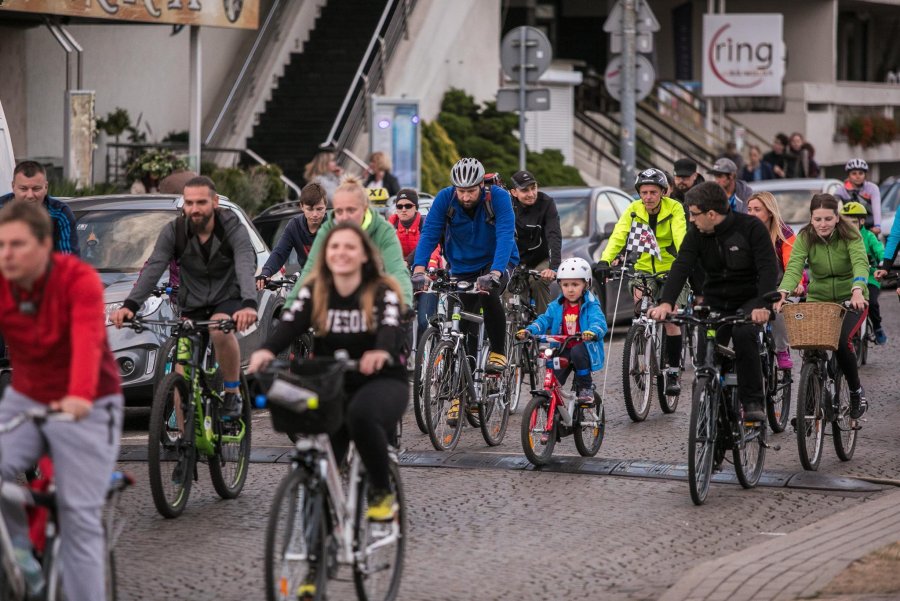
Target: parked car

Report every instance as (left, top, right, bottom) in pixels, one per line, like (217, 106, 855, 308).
(879, 175, 900, 243)
(70, 194, 280, 406)
(748, 178, 843, 231)
(253, 200, 306, 274)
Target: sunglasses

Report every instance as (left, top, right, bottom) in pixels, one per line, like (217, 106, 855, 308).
(395, 203, 415, 210)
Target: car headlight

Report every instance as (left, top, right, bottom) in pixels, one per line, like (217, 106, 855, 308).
(104, 297, 162, 325)
(104, 302, 123, 326)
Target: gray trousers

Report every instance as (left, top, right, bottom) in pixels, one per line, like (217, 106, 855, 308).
(0, 387, 122, 601)
(772, 313, 790, 353)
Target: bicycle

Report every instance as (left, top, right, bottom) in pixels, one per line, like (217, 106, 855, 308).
(850, 312, 875, 367)
(615, 270, 680, 421)
(256, 358, 405, 601)
(760, 322, 794, 433)
(668, 303, 778, 505)
(520, 334, 605, 466)
(0, 408, 133, 600)
(504, 265, 543, 414)
(127, 316, 252, 518)
(264, 275, 314, 361)
(422, 278, 513, 451)
(411, 269, 450, 435)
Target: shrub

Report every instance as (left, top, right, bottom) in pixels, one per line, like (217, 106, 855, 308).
(209, 164, 286, 216)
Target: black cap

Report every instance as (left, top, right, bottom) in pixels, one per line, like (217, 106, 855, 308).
(511, 170, 537, 189)
(673, 159, 697, 177)
(395, 188, 419, 207)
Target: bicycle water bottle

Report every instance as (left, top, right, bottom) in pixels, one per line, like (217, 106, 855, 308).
(176, 336, 192, 363)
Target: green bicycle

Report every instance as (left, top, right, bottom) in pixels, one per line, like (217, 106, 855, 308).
(129, 316, 252, 518)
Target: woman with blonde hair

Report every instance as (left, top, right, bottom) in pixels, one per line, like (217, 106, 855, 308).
(364, 151, 400, 196)
(303, 150, 343, 201)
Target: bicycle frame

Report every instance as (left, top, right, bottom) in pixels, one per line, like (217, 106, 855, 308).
(531, 335, 581, 431)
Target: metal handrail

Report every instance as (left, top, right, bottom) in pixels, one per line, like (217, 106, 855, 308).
(243, 148, 303, 199)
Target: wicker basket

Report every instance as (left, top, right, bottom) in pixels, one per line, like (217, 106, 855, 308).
(782, 302, 846, 351)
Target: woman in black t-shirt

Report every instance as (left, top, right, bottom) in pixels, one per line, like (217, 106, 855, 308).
(248, 222, 408, 520)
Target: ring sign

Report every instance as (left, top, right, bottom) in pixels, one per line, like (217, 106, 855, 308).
(603, 55, 656, 103)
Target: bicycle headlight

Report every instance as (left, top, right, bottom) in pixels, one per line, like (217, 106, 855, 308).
(543, 347, 553, 359)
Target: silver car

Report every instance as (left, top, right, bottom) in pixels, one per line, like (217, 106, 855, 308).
(748, 178, 843, 231)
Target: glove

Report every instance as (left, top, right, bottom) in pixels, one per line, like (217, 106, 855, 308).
(516, 329, 529, 340)
(255, 275, 268, 282)
(476, 272, 501, 291)
(582, 331, 596, 341)
(411, 272, 429, 293)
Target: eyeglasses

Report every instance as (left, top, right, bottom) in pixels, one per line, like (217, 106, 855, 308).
(395, 203, 415, 210)
(688, 210, 706, 217)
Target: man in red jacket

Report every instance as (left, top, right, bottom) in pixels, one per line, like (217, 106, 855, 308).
(0, 201, 122, 601)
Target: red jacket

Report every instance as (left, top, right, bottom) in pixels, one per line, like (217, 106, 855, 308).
(389, 212, 422, 258)
(0, 254, 121, 403)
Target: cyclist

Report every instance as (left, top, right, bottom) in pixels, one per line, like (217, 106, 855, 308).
(841, 201, 886, 344)
(648, 182, 780, 422)
(410, 158, 518, 373)
(516, 258, 607, 403)
(774, 193, 870, 419)
(111, 176, 259, 419)
(256, 182, 328, 289)
(671, 158, 705, 205)
(248, 222, 407, 525)
(597, 167, 688, 395)
(835, 158, 881, 235)
(509, 170, 562, 315)
(297, 176, 412, 306)
(708, 158, 750, 213)
(0, 201, 122, 601)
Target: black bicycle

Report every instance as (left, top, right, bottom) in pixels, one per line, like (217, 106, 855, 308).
(760, 322, 793, 433)
(504, 265, 543, 414)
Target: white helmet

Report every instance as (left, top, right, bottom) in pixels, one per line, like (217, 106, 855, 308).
(845, 158, 868, 172)
(450, 158, 485, 188)
(556, 257, 592, 285)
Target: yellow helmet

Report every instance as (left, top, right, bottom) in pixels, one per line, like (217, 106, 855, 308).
(840, 201, 868, 216)
(367, 187, 389, 205)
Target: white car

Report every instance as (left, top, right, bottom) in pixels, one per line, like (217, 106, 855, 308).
(748, 178, 843, 232)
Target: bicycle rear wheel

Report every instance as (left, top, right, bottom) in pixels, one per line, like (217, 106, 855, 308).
(423, 341, 464, 451)
(622, 324, 652, 422)
(832, 366, 859, 461)
(209, 374, 252, 499)
(265, 467, 329, 601)
(733, 414, 767, 489)
(412, 326, 439, 434)
(657, 331, 680, 414)
(688, 376, 716, 506)
(521, 395, 557, 466)
(573, 392, 605, 457)
(148, 372, 195, 518)
(479, 370, 511, 446)
(353, 461, 406, 601)
(796, 361, 825, 471)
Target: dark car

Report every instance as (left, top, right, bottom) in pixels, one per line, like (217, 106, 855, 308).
(70, 194, 281, 406)
(253, 200, 306, 274)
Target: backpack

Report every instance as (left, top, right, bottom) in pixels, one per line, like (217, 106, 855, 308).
(173, 208, 233, 261)
(446, 175, 498, 225)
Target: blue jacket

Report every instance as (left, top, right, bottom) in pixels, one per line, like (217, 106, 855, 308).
(0, 193, 80, 256)
(883, 213, 900, 267)
(260, 213, 316, 277)
(413, 184, 519, 274)
(525, 290, 608, 371)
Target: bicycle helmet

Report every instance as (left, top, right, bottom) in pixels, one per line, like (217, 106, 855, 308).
(634, 168, 668, 193)
(556, 257, 592, 285)
(450, 158, 485, 188)
(840, 201, 868, 216)
(845, 158, 869, 172)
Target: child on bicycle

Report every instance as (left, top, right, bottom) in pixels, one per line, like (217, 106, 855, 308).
(516, 257, 607, 403)
(841, 201, 886, 344)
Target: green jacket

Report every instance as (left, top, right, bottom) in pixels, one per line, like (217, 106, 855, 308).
(860, 227, 884, 289)
(600, 197, 686, 273)
(290, 208, 413, 306)
(780, 229, 870, 302)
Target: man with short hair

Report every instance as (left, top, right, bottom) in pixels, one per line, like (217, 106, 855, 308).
(709, 158, 750, 213)
(0, 161, 79, 256)
(671, 158, 705, 204)
(648, 182, 779, 421)
(111, 176, 259, 418)
(509, 169, 561, 314)
(0, 200, 122, 601)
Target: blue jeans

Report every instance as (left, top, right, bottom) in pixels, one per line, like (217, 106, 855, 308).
(416, 292, 438, 338)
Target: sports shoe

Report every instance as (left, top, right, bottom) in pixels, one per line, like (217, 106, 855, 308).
(776, 350, 793, 370)
(486, 352, 507, 374)
(221, 391, 242, 420)
(875, 328, 887, 345)
(664, 368, 681, 396)
(849, 386, 868, 419)
(297, 573, 317, 600)
(743, 399, 766, 423)
(446, 398, 460, 427)
(576, 387, 595, 405)
(366, 491, 398, 522)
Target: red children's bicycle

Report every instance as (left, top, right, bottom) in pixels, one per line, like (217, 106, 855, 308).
(520, 334, 606, 466)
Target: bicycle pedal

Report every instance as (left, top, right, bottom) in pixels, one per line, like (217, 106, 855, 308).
(762, 442, 781, 451)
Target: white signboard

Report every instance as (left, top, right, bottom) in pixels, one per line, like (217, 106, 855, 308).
(0, 101, 14, 196)
(702, 14, 785, 97)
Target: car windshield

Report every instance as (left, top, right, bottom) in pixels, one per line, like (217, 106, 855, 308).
(256, 216, 300, 273)
(74, 210, 175, 272)
(766, 189, 820, 224)
(553, 193, 591, 238)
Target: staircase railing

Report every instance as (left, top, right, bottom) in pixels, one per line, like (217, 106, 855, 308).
(321, 0, 417, 164)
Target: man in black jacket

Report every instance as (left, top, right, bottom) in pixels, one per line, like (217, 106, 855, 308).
(509, 170, 562, 314)
(671, 158, 705, 204)
(648, 182, 779, 421)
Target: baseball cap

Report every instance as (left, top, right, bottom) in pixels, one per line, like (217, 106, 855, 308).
(709, 158, 738, 175)
(673, 158, 697, 177)
(395, 188, 419, 207)
(511, 170, 538, 189)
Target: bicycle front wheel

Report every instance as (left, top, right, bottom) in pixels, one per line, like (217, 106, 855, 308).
(423, 340, 464, 451)
(796, 361, 825, 471)
(265, 467, 329, 601)
(622, 324, 652, 422)
(767, 366, 793, 434)
(209, 374, 252, 499)
(353, 461, 406, 601)
(688, 376, 716, 506)
(573, 392, 605, 457)
(832, 366, 859, 461)
(657, 331, 680, 414)
(479, 370, 511, 447)
(412, 326, 439, 434)
(733, 416, 767, 489)
(148, 372, 195, 518)
(521, 395, 557, 466)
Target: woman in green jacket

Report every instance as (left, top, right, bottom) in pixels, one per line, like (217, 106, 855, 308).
(776, 193, 870, 419)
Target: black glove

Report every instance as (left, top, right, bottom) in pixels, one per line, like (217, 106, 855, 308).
(592, 261, 611, 280)
(411, 272, 429, 293)
(255, 275, 269, 281)
(476, 272, 501, 291)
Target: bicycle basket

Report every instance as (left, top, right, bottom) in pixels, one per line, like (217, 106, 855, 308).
(782, 302, 846, 351)
(268, 359, 346, 435)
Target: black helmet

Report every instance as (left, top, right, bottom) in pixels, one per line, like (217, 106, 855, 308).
(634, 168, 668, 193)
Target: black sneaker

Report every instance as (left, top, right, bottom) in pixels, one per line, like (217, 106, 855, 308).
(222, 391, 242, 420)
(849, 387, 868, 419)
(743, 399, 766, 423)
(172, 454, 188, 487)
(664, 368, 681, 396)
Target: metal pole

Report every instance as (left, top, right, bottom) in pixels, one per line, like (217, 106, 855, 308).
(619, 0, 636, 189)
(518, 26, 527, 171)
(189, 26, 202, 172)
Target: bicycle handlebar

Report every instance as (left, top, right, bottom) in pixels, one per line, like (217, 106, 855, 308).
(149, 284, 178, 298)
(126, 317, 237, 335)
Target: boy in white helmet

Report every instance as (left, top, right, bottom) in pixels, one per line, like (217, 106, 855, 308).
(517, 257, 607, 403)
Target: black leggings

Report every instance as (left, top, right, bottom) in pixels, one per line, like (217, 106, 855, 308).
(867, 284, 882, 330)
(836, 307, 867, 391)
(330, 377, 408, 492)
(457, 268, 510, 356)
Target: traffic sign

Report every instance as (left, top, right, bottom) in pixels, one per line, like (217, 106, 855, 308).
(603, 0, 660, 34)
(496, 88, 551, 112)
(603, 54, 656, 102)
(610, 31, 653, 54)
(500, 26, 553, 83)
